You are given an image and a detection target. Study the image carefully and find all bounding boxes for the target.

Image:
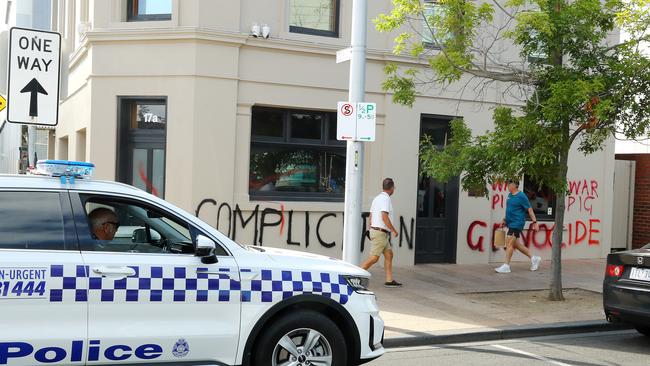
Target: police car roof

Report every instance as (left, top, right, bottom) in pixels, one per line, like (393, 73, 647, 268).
(0, 174, 141, 195)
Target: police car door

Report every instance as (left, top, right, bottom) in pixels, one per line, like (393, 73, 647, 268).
(70, 192, 241, 365)
(0, 190, 87, 366)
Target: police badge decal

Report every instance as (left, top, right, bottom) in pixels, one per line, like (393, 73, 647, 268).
(172, 338, 190, 358)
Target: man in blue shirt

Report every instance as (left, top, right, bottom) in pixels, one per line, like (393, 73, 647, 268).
(495, 180, 542, 273)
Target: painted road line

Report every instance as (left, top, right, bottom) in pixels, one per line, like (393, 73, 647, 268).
(385, 345, 441, 353)
(493, 344, 575, 366)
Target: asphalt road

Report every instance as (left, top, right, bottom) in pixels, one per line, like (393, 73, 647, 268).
(368, 330, 650, 366)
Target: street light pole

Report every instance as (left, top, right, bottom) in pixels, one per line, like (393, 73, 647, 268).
(342, 0, 368, 266)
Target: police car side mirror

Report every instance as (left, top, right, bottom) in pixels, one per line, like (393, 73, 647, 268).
(196, 235, 218, 264)
(132, 228, 147, 243)
(131, 228, 161, 243)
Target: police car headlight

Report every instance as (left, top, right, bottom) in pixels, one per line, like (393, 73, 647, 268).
(344, 276, 373, 294)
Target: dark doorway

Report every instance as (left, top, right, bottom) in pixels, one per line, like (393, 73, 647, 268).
(117, 98, 167, 198)
(415, 115, 459, 264)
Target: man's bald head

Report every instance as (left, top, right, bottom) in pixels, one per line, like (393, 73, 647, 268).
(89, 208, 118, 240)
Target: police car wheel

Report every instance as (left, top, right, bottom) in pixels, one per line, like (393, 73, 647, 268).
(635, 326, 650, 337)
(255, 310, 347, 366)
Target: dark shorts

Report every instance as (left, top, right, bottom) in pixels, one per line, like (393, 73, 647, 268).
(507, 228, 523, 238)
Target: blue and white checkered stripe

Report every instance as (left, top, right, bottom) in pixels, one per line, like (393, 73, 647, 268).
(48, 265, 353, 305)
(49, 264, 89, 302)
(240, 269, 353, 305)
(50, 265, 236, 303)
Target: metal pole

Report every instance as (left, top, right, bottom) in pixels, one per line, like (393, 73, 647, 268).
(28, 125, 36, 168)
(342, 0, 368, 265)
(19, 0, 50, 171)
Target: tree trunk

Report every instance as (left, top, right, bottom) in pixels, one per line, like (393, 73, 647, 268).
(549, 147, 569, 301)
(548, 0, 567, 302)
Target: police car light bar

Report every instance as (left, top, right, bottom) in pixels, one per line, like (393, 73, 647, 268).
(33, 160, 95, 182)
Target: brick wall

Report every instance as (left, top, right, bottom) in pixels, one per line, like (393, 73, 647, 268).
(617, 154, 650, 249)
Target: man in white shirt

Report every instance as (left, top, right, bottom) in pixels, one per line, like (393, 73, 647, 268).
(361, 178, 403, 288)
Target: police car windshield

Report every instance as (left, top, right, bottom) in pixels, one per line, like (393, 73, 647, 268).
(159, 216, 191, 239)
(116, 204, 190, 242)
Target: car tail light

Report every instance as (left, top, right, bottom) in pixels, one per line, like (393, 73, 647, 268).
(607, 265, 624, 278)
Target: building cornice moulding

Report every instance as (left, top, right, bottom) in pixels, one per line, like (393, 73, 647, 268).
(68, 41, 90, 69)
(82, 27, 423, 65)
(85, 27, 248, 45)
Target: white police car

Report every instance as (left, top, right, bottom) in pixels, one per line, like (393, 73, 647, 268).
(0, 160, 384, 366)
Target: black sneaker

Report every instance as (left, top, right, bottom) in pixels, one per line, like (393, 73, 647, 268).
(384, 280, 403, 288)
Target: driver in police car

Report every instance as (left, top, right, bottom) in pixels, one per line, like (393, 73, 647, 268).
(89, 208, 119, 240)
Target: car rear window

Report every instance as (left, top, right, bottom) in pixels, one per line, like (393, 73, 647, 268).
(0, 192, 65, 250)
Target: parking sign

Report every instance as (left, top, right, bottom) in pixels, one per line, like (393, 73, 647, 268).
(356, 103, 376, 141)
(337, 102, 356, 140)
(336, 102, 376, 141)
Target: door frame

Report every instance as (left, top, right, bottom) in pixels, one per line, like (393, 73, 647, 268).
(68, 191, 242, 364)
(414, 114, 460, 264)
(116, 96, 168, 196)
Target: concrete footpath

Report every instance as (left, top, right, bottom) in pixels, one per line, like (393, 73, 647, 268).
(366, 259, 629, 347)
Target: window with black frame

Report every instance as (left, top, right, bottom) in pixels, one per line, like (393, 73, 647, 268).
(523, 177, 556, 221)
(249, 107, 345, 201)
(127, 0, 172, 22)
(526, 30, 548, 63)
(289, 0, 339, 37)
(423, 0, 443, 48)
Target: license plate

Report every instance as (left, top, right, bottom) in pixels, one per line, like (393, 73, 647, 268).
(630, 267, 650, 282)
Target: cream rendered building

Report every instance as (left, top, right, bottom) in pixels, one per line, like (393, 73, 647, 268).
(52, 0, 615, 266)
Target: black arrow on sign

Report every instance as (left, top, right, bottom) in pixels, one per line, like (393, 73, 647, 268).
(20, 78, 48, 117)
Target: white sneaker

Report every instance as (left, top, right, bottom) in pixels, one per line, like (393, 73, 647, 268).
(531, 256, 542, 271)
(495, 264, 511, 273)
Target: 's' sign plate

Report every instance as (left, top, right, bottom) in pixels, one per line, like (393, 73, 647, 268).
(337, 102, 356, 141)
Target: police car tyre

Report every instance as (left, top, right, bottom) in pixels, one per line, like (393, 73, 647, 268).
(254, 310, 347, 366)
(635, 326, 650, 337)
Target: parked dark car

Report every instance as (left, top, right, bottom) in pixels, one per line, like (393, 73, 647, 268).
(604, 244, 650, 337)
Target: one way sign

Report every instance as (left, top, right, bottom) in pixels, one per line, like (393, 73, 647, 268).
(7, 27, 61, 126)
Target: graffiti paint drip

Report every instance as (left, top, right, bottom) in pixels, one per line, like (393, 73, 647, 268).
(138, 163, 160, 197)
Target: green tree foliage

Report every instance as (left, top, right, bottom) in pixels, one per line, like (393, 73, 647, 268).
(377, 0, 650, 300)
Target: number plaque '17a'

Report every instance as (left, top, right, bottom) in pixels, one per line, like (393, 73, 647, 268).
(7, 27, 62, 127)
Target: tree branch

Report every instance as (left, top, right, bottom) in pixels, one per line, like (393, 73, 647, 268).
(465, 64, 535, 83)
(605, 34, 650, 53)
(569, 125, 585, 144)
(419, 8, 536, 85)
(490, 0, 516, 20)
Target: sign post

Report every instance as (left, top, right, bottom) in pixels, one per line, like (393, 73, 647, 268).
(7, 27, 61, 127)
(341, 0, 369, 266)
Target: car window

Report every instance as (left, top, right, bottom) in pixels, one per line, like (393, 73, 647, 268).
(0, 191, 65, 250)
(81, 196, 194, 255)
(643, 243, 650, 250)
